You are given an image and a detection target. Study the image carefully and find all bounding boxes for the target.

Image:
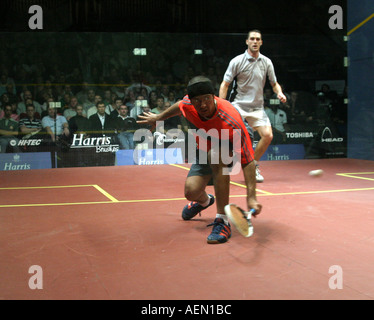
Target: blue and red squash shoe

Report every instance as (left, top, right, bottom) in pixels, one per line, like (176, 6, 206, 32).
(206, 218, 231, 244)
(182, 194, 215, 220)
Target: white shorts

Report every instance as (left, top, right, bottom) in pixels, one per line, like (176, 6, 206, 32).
(233, 105, 271, 128)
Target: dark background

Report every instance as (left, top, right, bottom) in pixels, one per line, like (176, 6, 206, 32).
(0, 0, 346, 35)
(0, 0, 350, 163)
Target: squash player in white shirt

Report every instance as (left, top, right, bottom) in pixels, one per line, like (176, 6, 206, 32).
(219, 30, 287, 182)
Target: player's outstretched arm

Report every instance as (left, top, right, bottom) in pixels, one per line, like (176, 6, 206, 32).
(137, 101, 182, 126)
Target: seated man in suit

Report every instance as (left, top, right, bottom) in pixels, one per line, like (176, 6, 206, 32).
(89, 101, 116, 166)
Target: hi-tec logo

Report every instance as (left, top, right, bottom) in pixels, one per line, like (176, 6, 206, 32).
(18, 139, 42, 146)
(321, 127, 344, 143)
(71, 134, 119, 153)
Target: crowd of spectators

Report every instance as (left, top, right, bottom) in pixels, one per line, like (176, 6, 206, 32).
(0, 33, 347, 164)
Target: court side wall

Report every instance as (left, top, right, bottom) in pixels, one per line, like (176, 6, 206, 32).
(347, 0, 374, 160)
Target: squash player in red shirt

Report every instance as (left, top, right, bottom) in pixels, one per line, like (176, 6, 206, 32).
(137, 76, 262, 244)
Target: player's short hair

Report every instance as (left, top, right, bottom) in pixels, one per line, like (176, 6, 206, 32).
(247, 29, 262, 39)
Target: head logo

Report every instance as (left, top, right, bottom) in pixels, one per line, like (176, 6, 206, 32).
(321, 127, 344, 143)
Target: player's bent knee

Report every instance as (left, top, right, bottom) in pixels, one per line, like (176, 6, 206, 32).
(184, 182, 201, 201)
(263, 133, 273, 144)
(184, 188, 199, 201)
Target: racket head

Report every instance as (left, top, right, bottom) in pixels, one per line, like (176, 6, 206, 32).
(224, 204, 253, 238)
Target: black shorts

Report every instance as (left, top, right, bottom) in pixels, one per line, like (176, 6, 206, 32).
(187, 149, 214, 185)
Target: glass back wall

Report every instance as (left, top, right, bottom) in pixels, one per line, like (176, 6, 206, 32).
(0, 32, 347, 169)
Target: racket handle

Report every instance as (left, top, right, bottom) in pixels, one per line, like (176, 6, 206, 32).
(249, 208, 256, 215)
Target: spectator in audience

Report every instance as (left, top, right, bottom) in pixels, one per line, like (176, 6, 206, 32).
(87, 94, 105, 118)
(82, 89, 97, 113)
(0, 104, 20, 153)
(5, 101, 20, 121)
(124, 89, 136, 111)
(265, 99, 289, 144)
(151, 96, 166, 114)
(68, 103, 92, 167)
(89, 101, 116, 166)
(60, 92, 72, 114)
(315, 92, 333, 126)
(0, 94, 18, 120)
(130, 95, 147, 120)
(89, 101, 114, 136)
(0, 93, 11, 110)
(38, 91, 53, 114)
(63, 96, 86, 121)
(68, 104, 91, 136)
(18, 104, 43, 153)
(148, 90, 158, 110)
(136, 102, 153, 137)
(41, 96, 56, 118)
(19, 104, 42, 137)
(139, 87, 150, 101)
(167, 91, 177, 105)
(103, 89, 113, 106)
(17, 90, 42, 115)
(319, 83, 337, 102)
(42, 104, 70, 143)
(113, 104, 137, 149)
(107, 97, 122, 117)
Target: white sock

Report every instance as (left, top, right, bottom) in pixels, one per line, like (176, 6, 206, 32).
(216, 214, 229, 225)
(199, 194, 212, 208)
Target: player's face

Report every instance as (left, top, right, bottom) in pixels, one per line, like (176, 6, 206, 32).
(246, 32, 262, 53)
(191, 94, 216, 118)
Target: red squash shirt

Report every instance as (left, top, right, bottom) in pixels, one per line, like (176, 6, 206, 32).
(179, 95, 254, 165)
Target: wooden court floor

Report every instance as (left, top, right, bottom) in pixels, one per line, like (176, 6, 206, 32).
(1, 158, 374, 300)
